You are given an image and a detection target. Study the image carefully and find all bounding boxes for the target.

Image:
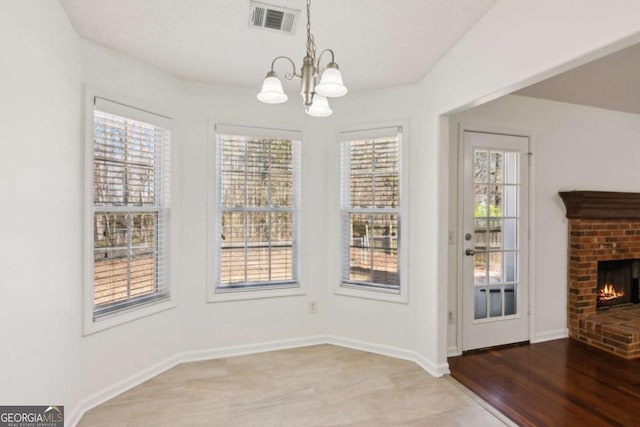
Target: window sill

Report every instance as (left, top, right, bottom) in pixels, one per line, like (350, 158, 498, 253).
(83, 299, 177, 336)
(207, 284, 306, 302)
(335, 284, 408, 304)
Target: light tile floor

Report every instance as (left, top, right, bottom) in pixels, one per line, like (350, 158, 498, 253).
(78, 345, 507, 426)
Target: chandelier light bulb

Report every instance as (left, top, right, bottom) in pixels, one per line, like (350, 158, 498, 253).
(305, 94, 333, 117)
(257, 73, 288, 104)
(315, 64, 348, 98)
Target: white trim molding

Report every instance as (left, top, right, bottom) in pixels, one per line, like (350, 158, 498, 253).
(177, 335, 327, 363)
(206, 119, 306, 303)
(334, 119, 410, 304)
(414, 353, 451, 377)
(66, 353, 182, 427)
(447, 345, 462, 358)
(326, 335, 417, 364)
(83, 88, 177, 335)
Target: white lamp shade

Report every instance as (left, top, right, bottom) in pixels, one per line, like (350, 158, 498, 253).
(306, 94, 332, 117)
(315, 67, 348, 98)
(257, 76, 288, 104)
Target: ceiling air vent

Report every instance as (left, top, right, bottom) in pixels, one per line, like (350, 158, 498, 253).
(249, 1, 299, 34)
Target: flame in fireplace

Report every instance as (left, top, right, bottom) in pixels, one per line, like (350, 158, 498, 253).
(598, 283, 625, 303)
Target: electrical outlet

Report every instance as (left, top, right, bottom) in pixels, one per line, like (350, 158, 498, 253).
(448, 310, 454, 324)
(308, 301, 317, 314)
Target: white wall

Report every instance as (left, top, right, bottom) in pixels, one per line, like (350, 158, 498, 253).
(447, 94, 640, 348)
(0, 0, 83, 409)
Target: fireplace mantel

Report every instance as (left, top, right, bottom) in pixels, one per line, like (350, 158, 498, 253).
(559, 191, 640, 219)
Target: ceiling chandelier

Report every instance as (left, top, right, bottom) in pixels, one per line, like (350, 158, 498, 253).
(257, 0, 347, 117)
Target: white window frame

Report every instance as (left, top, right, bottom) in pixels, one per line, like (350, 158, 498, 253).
(84, 92, 175, 335)
(207, 122, 305, 302)
(335, 122, 409, 304)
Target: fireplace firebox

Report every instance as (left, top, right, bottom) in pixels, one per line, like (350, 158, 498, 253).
(597, 259, 640, 310)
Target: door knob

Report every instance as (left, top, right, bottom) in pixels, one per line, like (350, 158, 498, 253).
(465, 248, 475, 256)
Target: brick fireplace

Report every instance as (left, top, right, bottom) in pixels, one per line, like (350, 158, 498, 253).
(560, 191, 640, 359)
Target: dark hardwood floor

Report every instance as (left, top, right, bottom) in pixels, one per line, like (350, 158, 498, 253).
(448, 339, 640, 427)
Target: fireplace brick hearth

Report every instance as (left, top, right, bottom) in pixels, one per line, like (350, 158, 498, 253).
(559, 191, 640, 359)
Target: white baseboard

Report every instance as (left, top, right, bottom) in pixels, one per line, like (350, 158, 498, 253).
(415, 352, 450, 376)
(325, 335, 417, 362)
(325, 335, 449, 377)
(178, 335, 327, 363)
(66, 353, 182, 427)
(530, 328, 568, 343)
(67, 335, 446, 426)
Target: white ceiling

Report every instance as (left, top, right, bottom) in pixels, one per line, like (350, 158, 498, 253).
(516, 42, 640, 115)
(59, 0, 497, 93)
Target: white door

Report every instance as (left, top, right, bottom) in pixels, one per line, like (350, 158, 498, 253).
(461, 130, 529, 351)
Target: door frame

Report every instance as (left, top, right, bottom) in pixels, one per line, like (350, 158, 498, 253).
(455, 123, 535, 353)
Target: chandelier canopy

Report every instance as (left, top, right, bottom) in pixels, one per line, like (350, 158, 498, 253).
(257, 0, 347, 117)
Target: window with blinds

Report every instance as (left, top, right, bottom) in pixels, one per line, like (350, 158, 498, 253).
(91, 97, 171, 321)
(340, 127, 402, 293)
(215, 125, 300, 292)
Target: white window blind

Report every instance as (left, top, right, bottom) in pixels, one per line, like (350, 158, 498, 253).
(91, 97, 171, 320)
(215, 125, 301, 291)
(340, 126, 402, 292)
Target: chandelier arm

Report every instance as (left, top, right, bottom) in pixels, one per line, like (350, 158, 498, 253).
(270, 56, 300, 80)
(315, 49, 336, 74)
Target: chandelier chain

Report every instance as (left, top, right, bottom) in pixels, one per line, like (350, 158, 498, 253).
(306, 0, 316, 60)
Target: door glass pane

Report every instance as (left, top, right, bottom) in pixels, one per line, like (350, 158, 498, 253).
(504, 185, 518, 217)
(474, 150, 488, 183)
(505, 284, 516, 315)
(475, 219, 487, 230)
(489, 285, 502, 317)
(489, 252, 502, 284)
(489, 185, 503, 217)
(475, 287, 487, 320)
(474, 184, 488, 217)
(490, 152, 503, 183)
(504, 152, 519, 184)
(474, 229, 488, 251)
(472, 148, 520, 320)
(474, 252, 488, 286)
(504, 218, 517, 250)
(491, 219, 502, 251)
(504, 251, 517, 283)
